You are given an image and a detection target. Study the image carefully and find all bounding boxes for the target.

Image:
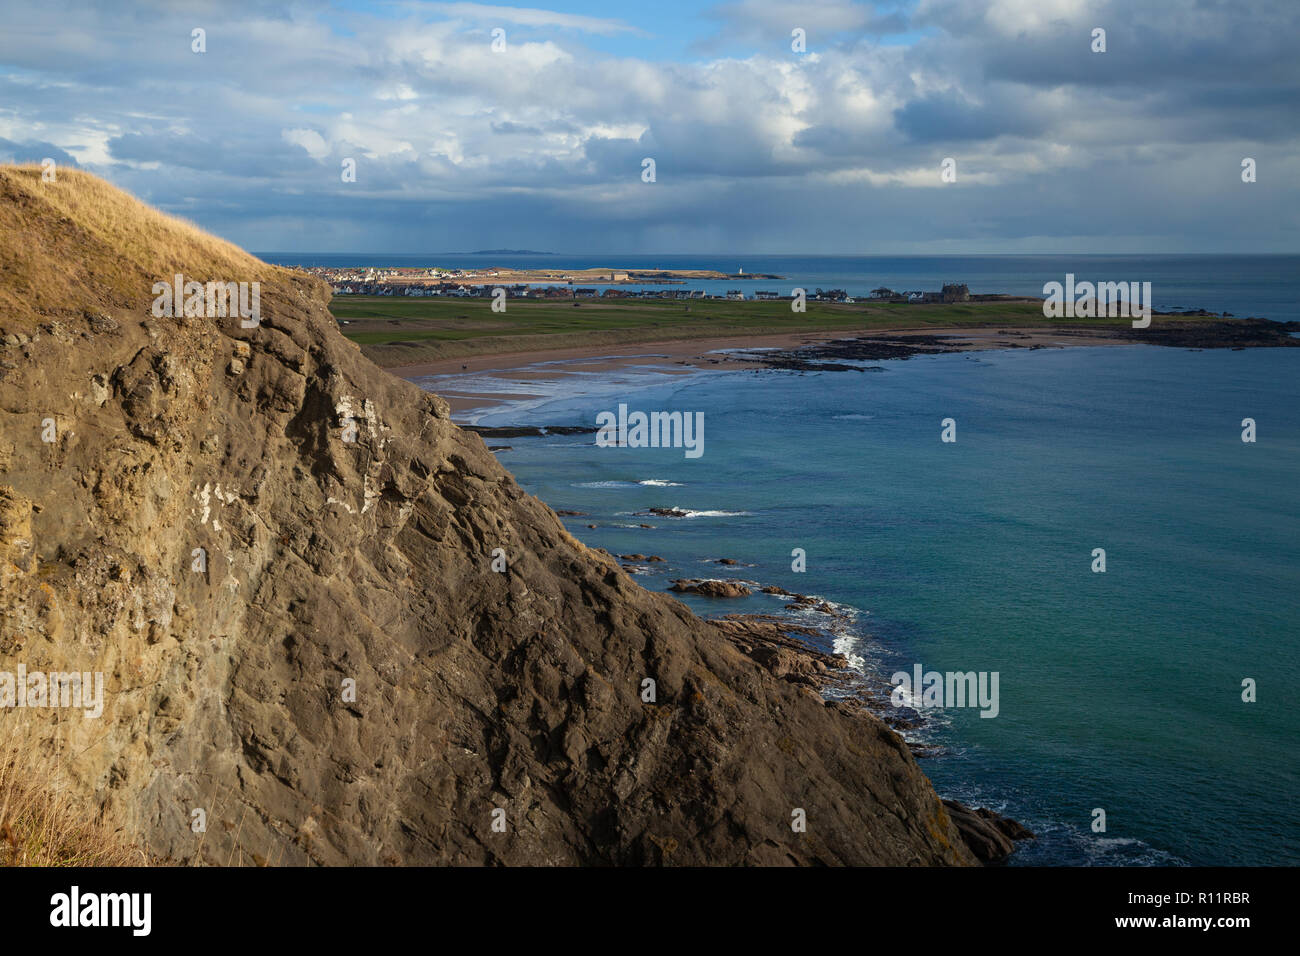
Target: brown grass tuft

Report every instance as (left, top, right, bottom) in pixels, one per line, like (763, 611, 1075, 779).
(0, 717, 147, 866)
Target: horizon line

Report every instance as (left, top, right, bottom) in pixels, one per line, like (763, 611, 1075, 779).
(251, 251, 1300, 258)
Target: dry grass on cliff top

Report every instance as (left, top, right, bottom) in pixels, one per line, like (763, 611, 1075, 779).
(0, 720, 146, 866)
(0, 163, 296, 328)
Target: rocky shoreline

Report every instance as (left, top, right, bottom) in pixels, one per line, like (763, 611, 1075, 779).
(444, 316, 1299, 864)
(740, 318, 1300, 371)
(708, 602, 1035, 863)
(441, 317, 1300, 431)
(594, 559, 1037, 863)
(3, 167, 991, 867)
(463, 424, 597, 438)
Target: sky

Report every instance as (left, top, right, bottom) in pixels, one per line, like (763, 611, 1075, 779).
(1, 0, 1297, 254)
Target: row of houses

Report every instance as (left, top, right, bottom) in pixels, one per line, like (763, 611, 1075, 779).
(327, 281, 970, 303)
(330, 283, 725, 300)
(869, 283, 971, 304)
(329, 282, 542, 297)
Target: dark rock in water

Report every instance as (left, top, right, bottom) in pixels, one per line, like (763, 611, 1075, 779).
(942, 800, 1035, 863)
(742, 319, 1300, 374)
(769, 360, 871, 372)
(892, 706, 924, 725)
(715, 612, 1036, 865)
(883, 712, 927, 736)
(1098, 317, 1299, 349)
(784, 599, 835, 614)
(670, 578, 752, 598)
(716, 558, 739, 565)
(712, 615, 846, 687)
(755, 338, 946, 370)
(555, 509, 587, 516)
(487, 445, 512, 451)
(463, 424, 598, 438)
(619, 553, 664, 562)
(635, 507, 690, 518)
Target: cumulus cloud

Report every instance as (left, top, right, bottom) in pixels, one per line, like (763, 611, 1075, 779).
(0, 137, 80, 168)
(282, 128, 330, 159)
(0, 0, 1295, 252)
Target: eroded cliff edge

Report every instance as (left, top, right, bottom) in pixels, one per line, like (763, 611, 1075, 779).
(0, 166, 974, 865)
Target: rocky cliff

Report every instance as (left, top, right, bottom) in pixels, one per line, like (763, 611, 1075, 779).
(0, 166, 974, 865)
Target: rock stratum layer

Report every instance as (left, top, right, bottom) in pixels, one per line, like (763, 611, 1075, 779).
(0, 167, 974, 866)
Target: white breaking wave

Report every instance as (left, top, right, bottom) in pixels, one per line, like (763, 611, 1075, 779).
(573, 479, 685, 489)
(831, 632, 867, 672)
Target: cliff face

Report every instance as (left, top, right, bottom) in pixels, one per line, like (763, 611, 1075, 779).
(0, 167, 974, 865)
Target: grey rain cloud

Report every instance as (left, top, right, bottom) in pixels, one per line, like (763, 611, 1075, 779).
(0, 0, 1295, 253)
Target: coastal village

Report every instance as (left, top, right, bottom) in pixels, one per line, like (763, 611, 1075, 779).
(301, 264, 981, 304)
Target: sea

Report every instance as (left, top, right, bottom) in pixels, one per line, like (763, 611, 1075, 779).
(258, 252, 1300, 323)
(264, 253, 1300, 866)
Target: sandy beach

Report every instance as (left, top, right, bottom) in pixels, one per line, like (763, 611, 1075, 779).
(389, 325, 1134, 415)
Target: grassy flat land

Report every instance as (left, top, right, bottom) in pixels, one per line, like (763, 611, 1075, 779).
(330, 294, 1223, 367)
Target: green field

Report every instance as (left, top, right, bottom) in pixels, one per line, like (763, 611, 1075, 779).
(330, 294, 1205, 367)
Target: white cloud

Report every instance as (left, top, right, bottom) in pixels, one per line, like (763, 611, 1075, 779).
(0, 0, 1292, 252)
(423, 3, 641, 35)
(981, 0, 1089, 35)
(282, 128, 329, 159)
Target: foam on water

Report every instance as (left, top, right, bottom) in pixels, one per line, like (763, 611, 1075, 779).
(415, 329, 1300, 866)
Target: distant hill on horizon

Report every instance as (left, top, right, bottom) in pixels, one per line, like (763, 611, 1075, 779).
(467, 249, 554, 255)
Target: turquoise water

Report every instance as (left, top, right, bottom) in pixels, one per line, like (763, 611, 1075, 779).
(453, 346, 1300, 866)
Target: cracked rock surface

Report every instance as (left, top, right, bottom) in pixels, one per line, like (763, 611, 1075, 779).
(0, 166, 974, 865)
